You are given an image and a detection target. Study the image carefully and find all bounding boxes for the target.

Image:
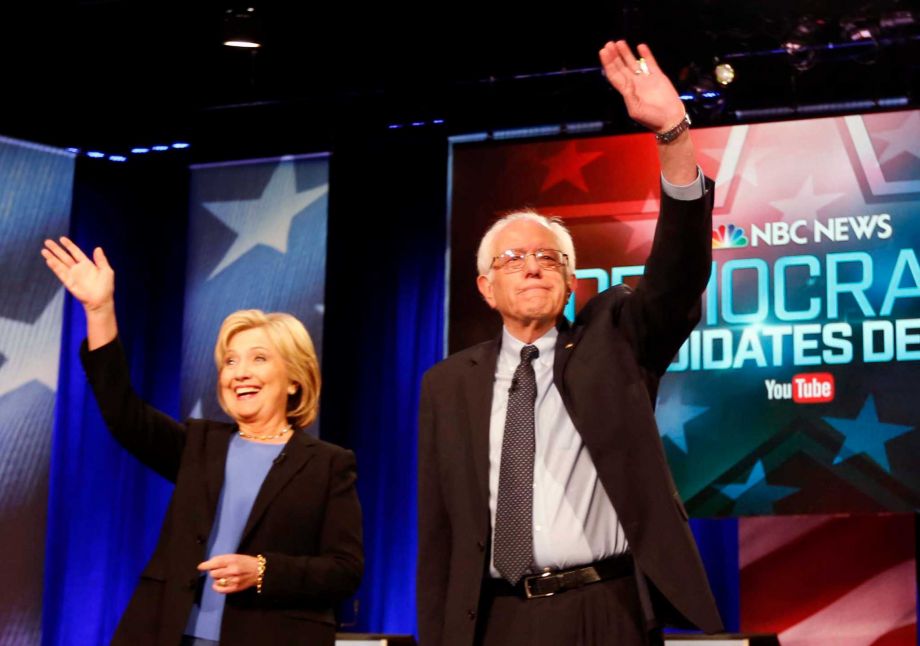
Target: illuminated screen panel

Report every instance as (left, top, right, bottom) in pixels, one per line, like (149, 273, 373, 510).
(183, 154, 329, 431)
(448, 110, 920, 516)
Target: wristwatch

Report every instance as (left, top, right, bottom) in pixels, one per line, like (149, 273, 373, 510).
(655, 113, 691, 144)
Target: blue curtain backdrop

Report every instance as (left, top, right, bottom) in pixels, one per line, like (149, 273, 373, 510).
(43, 157, 189, 645)
(322, 128, 448, 634)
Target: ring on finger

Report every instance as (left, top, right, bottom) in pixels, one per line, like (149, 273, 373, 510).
(218, 577, 228, 586)
(635, 58, 650, 75)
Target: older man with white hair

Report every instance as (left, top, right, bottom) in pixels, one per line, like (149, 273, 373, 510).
(417, 40, 723, 646)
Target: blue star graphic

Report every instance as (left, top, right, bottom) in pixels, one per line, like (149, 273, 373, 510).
(655, 391, 707, 453)
(717, 460, 798, 513)
(824, 395, 913, 472)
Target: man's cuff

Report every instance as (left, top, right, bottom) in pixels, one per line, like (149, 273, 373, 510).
(660, 167, 706, 201)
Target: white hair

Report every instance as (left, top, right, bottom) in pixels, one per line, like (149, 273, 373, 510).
(476, 210, 576, 278)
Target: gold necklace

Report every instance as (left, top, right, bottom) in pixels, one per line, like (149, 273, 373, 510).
(239, 424, 292, 441)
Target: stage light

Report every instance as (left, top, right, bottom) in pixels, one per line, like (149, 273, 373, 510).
(66, 147, 80, 154)
(131, 147, 150, 154)
(172, 142, 190, 149)
(783, 16, 824, 71)
(714, 63, 735, 85)
(87, 151, 105, 158)
(151, 145, 169, 151)
(223, 6, 262, 48)
(109, 155, 127, 162)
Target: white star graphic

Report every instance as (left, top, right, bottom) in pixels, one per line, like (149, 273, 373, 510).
(189, 398, 204, 419)
(768, 177, 845, 223)
(733, 145, 776, 187)
(0, 289, 64, 397)
(873, 112, 920, 165)
(204, 161, 328, 280)
(624, 219, 658, 254)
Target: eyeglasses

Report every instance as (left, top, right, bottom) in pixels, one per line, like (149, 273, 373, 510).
(491, 248, 569, 272)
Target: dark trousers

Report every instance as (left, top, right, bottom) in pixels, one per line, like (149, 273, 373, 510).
(475, 574, 662, 646)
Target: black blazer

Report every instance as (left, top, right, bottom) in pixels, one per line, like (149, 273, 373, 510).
(81, 338, 363, 646)
(417, 180, 723, 646)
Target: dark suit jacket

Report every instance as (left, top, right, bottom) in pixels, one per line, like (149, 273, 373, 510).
(417, 180, 723, 646)
(81, 338, 363, 646)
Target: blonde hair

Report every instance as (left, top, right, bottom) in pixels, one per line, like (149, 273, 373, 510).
(214, 310, 321, 429)
(476, 209, 576, 278)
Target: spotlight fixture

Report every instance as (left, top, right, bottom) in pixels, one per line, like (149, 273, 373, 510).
(714, 62, 735, 86)
(223, 6, 262, 48)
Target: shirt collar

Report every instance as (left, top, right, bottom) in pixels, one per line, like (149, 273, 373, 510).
(500, 326, 557, 367)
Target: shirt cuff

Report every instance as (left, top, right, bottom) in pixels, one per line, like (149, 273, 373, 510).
(660, 167, 705, 201)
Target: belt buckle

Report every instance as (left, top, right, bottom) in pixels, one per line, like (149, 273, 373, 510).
(523, 570, 557, 599)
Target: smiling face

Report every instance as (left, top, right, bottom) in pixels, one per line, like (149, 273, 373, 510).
(477, 219, 575, 337)
(218, 326, 294, 430)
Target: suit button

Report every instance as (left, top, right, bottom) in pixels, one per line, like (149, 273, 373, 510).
(467, 610, 476, 620)
(477, 540, 485, 552)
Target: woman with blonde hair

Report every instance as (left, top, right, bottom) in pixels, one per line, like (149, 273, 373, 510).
(42, 237, 362, 646)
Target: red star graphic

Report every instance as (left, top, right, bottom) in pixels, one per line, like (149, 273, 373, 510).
(540, 142, 604, 193)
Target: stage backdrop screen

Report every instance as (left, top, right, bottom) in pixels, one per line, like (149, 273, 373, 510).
(448, 110, 920, 516)
(183, 154, 329, 430)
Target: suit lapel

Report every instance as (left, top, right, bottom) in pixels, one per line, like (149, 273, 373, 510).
(465, 338, 499, 512)
(553, 317, 584, 412)
(240, 431, 316, 543)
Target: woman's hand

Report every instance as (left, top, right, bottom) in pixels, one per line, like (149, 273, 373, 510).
(198, 554, 261, 594)
(41, 237, 115, 312)
(41, 236, 118, 349)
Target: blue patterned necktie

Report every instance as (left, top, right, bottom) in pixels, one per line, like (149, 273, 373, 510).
(493, 344, 540, 585)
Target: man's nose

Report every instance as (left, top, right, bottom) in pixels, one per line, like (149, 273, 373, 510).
(523, 253, 542, 275)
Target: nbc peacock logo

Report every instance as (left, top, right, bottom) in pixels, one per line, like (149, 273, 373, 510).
(712, 223, 749, 249)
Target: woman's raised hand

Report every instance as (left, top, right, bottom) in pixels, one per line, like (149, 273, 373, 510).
(41, 237, 115, 312)
(41, 237, 118, 349)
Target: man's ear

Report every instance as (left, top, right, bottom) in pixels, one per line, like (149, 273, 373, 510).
(477, 274, 497, 309)
(566, 273, 577, 298)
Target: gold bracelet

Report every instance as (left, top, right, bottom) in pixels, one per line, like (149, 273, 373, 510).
(256, 554, 267, 594)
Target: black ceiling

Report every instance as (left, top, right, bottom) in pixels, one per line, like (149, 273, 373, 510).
(3, 0, 918, 159)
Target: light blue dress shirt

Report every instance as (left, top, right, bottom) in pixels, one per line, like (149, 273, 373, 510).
(487, 170, 705, 577)
(185, 434, 285, 640)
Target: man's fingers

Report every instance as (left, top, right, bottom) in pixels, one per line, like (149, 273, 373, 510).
(614, 40, 639, 70)
(599, 42, 618, 68)
(59, 236, 90, 264)
(636, 43, 661, 73)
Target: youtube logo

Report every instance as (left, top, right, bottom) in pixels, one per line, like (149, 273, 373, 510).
(764, 373, 835, 403)
(792, 373, 835, 404)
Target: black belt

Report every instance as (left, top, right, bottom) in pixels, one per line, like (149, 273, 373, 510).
(486, 553, 634, 599)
